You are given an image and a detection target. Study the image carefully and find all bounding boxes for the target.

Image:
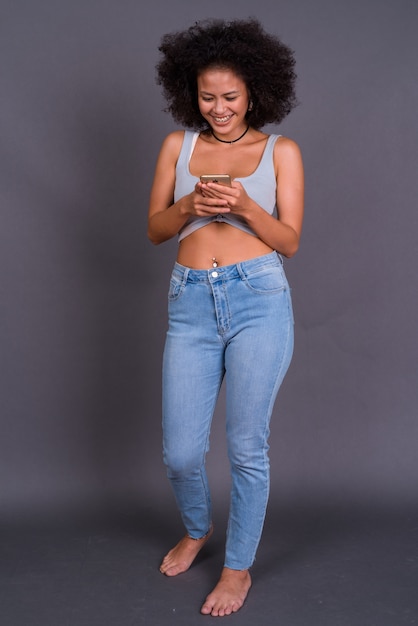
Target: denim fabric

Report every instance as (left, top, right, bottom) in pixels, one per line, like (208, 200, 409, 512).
(162, 251, 294, 570)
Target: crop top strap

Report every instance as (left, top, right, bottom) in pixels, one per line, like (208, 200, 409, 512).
(188, 132, 199, 163)
(263, 133, 282, 161)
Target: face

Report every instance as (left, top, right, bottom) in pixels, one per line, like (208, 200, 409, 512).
(197, 68, 250, 139)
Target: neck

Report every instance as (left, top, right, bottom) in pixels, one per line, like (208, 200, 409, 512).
(211, 125, 250, 144)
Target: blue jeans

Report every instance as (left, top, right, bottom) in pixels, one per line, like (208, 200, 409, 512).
(162, 251, 294, 570)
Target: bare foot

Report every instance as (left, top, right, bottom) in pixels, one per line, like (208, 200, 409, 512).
(200, 567, 252, 616)
(159, 526, 213, 577)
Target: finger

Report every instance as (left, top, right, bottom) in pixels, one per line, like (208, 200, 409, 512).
(202, 197, 229, 207)
(195, 204, 231, 214)
(205, 184, 238, 200)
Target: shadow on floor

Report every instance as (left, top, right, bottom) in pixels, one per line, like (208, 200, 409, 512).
(1, 498, 417, 625)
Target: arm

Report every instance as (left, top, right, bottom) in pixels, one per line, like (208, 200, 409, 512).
(147, 131, 231, 245)
(201, 137, 304, 257)
(147, 131, 190, 245)
(249, 137, 304, 257)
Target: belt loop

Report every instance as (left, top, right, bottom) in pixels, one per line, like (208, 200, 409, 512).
(237, 262, 246, 280)
(182, 266, 190, 284)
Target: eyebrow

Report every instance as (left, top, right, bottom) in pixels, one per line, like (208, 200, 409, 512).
(199, 90, 241, 97)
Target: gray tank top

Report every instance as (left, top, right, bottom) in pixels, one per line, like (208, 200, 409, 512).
(175, 131, 280, 242)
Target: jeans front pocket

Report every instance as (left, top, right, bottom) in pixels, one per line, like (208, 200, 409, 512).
(242, 264, 287, 295)
(168, 271, 186, 301)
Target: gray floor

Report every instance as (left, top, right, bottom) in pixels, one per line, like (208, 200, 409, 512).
(1, 499, 417, 625)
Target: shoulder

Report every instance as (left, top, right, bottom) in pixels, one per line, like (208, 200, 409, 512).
(273, 136, 303, 165)
(160, 130, 186, 154)
(156, 130, 187, 168)
(273, 135, 300, 153)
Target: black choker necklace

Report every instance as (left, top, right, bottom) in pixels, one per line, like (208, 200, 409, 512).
(211, 125, 250, 144)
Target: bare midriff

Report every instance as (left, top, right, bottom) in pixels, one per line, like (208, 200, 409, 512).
(177, 222, 273, 269)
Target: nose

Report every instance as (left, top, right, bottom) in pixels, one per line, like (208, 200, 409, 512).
(212, 98, 226, 114)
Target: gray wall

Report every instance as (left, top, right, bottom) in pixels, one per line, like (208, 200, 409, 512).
(1, 0, 417, 516)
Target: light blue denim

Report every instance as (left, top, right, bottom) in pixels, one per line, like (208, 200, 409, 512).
(162, 251, 294, 570)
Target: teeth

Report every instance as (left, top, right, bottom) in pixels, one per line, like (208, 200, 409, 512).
(214, 116, 231, 123)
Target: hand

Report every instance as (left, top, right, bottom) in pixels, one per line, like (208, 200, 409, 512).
(185, 182, 231, 217)
(200, 180, 250, 217)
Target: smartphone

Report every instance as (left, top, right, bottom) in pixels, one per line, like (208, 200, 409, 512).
(200, 174, 232, 186)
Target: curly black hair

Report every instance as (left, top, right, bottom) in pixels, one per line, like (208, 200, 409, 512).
(156, 18, 297, 130)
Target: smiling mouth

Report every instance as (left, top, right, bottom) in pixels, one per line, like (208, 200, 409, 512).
(212, 115, 233, 123)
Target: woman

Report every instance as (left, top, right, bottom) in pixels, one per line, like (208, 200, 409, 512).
(148, 18, 304, 617)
